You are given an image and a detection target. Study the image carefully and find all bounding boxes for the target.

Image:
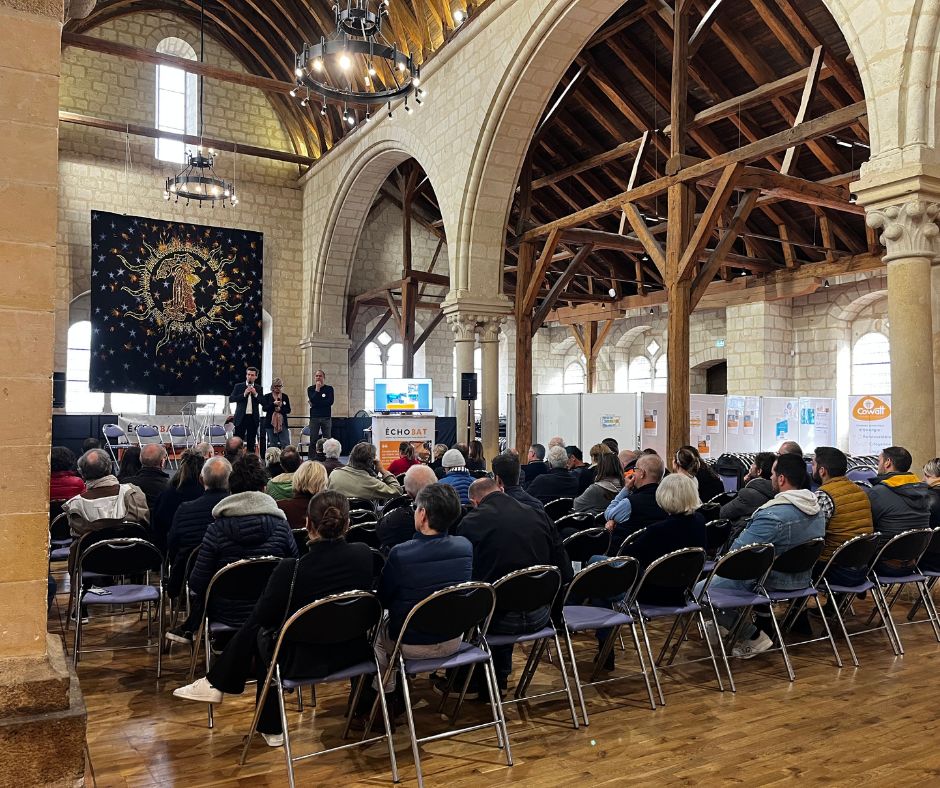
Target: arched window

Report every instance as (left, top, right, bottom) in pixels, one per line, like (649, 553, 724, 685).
(365, 331, 408, 409)
(627, 356, 652, 393)
(563, 360, 585, 394)
(852, 332, 891, 394)
(155, 37, 198, 162)
(653, 354, 667, 392)
(67, 321, 104, 413)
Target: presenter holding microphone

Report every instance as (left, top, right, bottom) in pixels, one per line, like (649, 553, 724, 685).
(307, 369, 334, 459)
(230, 366, 263, 453)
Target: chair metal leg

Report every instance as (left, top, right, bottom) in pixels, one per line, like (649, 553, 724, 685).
(872, 580, 904, 655)
(342, 675, 366, 741)
(205, 629, 214, 729)
(628, 622, 657, 711)
(813, 592, 843, 669)
(562, 628, 589, 726)
(297, 688, 304, 712)
(275, 669, 296, 788)
(635, 613, 663, 707)
(915, 582, 940, 642)
(484, 658, 512, 765)
(72, 593, 82, 668)
(514, 640, 542, 700)
(696, 611, 724, 692)
(551, 632, 579, 729)
(240, 650, 281, 766)
(708, 606, 736, 692)
(398, 654, 425, 788)
(666, 612, 697, 666)
(156, 590, 164, 679)
(372, 663, 400, 783)
(828, 587, 859, 667)
(657, 612, 685, 665)
(765, 605, 795, 682)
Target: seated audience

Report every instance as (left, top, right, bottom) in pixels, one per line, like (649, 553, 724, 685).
(812, 446, 873, 582)
(223, 436, 246, 464)
(527, 445, 581, 504)
(602, 437, 619, 455)
(195, 442, 214, 459)
(619, 449, 639, 474)
(429, 442, 448, 478)
(780, 440, 804, 456)
(62, 448, 149, 571)
(438, 448, 475, 505)
(168, 454, 298, 644)
(277, 460, 329, 529)
(313, 438, 327, 463)
(264, 446, 283, 478)
(117, 446, 142, 482)
(573, 451, 624, 515)
(123, 444, 171, 515)
(328, 442, 403, 502)
(604, 453, 667, 554)
(151, 450, 205, 553)
(265, 446, 302, 501)
(521, 443, 548, 487)
(492, 452, 544, 513)
(388, 442, 421, 476)
(548, 436, 566, 450)
(173, 491, 373, 747)
(578, 442, 613, 493)
(720, 452, 776, 530)
(50, 446, 85, 500)
(377, 463, 437, 553)
(674, 445, 725, 502)
(82, 437, 101, 453)
(322, 438, 345, 475)
(703, 453, 824, 658)
(924, 458, 940, 528)
(466, 439, 486, 472)
(566, 446, 586, 473)
(459, 478, 572, 694)
(417, 448, 431, 464)
(166, 457, 232, 598)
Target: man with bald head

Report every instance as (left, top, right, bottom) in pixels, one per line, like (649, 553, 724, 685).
(124, 442, 170, 514)
(780, 441, 804, 457)
(377, 463, 439, 554)
(603, 452, 667, 555)
(458, 476, 572, 697)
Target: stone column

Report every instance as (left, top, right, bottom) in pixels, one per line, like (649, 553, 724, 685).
(867, 201, 938, 468)
(479, 316, 504, 463)
(0, 2, 87, 782)
(932, 261, 940, 437)
(448, 313, 477, 446)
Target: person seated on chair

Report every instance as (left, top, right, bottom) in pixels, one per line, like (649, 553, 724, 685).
(277, 460, 328, 530)
(50, 446, 85, 500)
(116, 446, 142, 482)
(388, 442, 421, 476)
(377, 464, 437, 554)
(223, 436, 246, 465)
(166, 457, 232, 601)
(62, 448, 149, 572)
(719, 452, 776, 531)
(779, 440, 804, 456)
(521, 443, 548, 488)
(429, 443, 448, 479)
(491, 452, 544, 513)
(151, 450, 205, 554)
(321, 438, 345, 476)
(173, 491, 374, 748)
(526, 445, 581, 505)
(573, 452, 624, 515)
(194, 442, 214, 460)
(82, 437, 101, 453)
(698, 453, 824, 659)
(328, 442, 403, 502)
(265, 446, 302, 501)
(458, 478, 572, 695)
(437, 449, 475, 505)
(263, 446, 283, 478)
(124, 443, 171, 515)
(166, 454, 298, 646)
(466, 439, 487, 472)
(673, 445, 725, 503)
(603, 453, 668, 554)
(576, 442, 614, 494)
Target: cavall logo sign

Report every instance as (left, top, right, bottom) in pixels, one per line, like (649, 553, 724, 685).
(853, 396, 891, 421)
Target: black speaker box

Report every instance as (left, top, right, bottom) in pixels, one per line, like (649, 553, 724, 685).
(460, 372, 478, 402)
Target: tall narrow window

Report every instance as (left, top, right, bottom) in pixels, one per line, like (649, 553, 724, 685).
(67, 321, 104, 413)
(156, 38, 198, 163)
(563, 360, 586, 394)
(852, 332, 891, 394)
(627, 356, 652, 393)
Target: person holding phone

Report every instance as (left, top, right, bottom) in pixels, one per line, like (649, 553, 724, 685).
(229, 366, 263, 453)
(306, 369, 334, 459)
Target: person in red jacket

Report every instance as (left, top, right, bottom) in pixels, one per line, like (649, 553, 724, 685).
(50, 446, 85, 501)
(388, 442, 421, 476)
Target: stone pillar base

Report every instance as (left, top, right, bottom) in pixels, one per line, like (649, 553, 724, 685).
(0, 635, 87, 787)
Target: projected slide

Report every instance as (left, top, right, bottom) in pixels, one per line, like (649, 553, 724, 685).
(374, 378, 433, 413)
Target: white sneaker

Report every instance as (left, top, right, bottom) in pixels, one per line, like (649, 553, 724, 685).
(702, 621, 729, 647)
(173, 677, 223, 704)
(732, 631, 774, 659)
(262, 732, 284, 747)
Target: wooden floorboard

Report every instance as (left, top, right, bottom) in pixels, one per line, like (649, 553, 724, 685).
(56, 590, 940, 787)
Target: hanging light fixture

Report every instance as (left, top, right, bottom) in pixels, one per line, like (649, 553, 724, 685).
(164, 0, 236, 207)
(292, 0, 418, 118)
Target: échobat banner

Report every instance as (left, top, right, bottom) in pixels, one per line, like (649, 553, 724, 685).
(848, 395, 892, 456)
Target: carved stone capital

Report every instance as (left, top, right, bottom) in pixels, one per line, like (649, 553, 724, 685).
(866, 200, 940, 262)
(446, 312, 478, 342)
(478, 315, 505, 343)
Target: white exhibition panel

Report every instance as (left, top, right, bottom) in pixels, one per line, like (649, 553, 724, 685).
(639, 392, 667, 456)
(798, 397, 836, 453)
(724, 395, 761, 453)
(689, 394, 726, 459)
(580, 393, 638, 451)
(760, 397, 799, 452)
(534, 393, 582, 448)
(848, 394, 892, 456)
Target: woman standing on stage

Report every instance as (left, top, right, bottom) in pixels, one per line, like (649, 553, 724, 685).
(261, 377, 292, 449)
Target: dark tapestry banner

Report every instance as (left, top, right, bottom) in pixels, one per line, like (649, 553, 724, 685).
(89, 211, 263, 396)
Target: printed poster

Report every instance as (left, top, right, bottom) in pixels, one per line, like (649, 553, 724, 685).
(848, 395, 891, 456)
(643, 409, 658, 436)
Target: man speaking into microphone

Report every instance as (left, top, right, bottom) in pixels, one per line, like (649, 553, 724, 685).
(307, 368, 334, 459)
(230, 365, 263, 453)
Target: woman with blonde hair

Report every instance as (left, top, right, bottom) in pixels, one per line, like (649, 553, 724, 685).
(277, 460, 328, 529)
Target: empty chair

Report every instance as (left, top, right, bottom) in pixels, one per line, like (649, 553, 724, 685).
(101, 423, 130, 467)
(167, 424, 192, 465)
(347, 497, 376, 513)
(347, 523, 380, 550)
(349, 508, 379, 526)
(380, 495, 412, 516)
(562, 528, 611, 567)
(297, 425, 311, 455)
(135, 424, 163, 448)
(203, 424, 227, 450)
(544, 498, 574, 521)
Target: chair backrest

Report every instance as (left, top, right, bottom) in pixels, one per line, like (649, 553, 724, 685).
(79, 537, 163, 577)
(562, 527, 611, 563)
(50, 511, 71, 542)
(544, 498, 574, 521)
(771, 537, 825, 575)
(709, 542, 775, 584)
(593, 512, 608, 528)
(370, 547, 386, 580)
(705, 519, 733, 557)
(817, 533, 880, 578)
(167, 424, 191, 442)
(73, 522, 150, 563)
(347, 497, 376, 513)
(205, 557, 282, 605)
(616, 527, 647, 556)
(471, 470, 492, 479)
(718, 473, 739, 493)
(633, 547, 706, 602)
(399, 582, 495, 644)
(381, 495, 412, 516)
(697, 501, 722, 523)
(136, 425, 162, 444)
(102, 424, 128, 442)
(563, 556, 641, 605)
(349, 509, 379, 526)
(493, 565, 561, 614)
(291, 528, 309, 555)
(347, 523, 380, 549)
(279, 590, 383, 651)
(554, 512, 594, 533)
(922, 527, 940, 560)
(708, 491, 737, 506)
(873, 528, 933, 566)
(846, 468, 877, 483)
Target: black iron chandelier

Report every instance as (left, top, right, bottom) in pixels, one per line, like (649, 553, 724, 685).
(291, 0, 424, 124)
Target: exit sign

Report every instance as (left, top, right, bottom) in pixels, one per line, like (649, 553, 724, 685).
(716, 339, 726, 348)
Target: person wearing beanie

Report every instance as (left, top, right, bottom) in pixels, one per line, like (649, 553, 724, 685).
(438, 448, 474, 505)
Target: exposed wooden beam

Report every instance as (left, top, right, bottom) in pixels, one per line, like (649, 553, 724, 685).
(532, 243, 595, 333)
(622, 204, 666, 276)
(522, 228, 561, 313)
(677, 162, 742, 281)
(691, 188, 760, 306)
(688, 0, 724, 56)
(531, 136, 645, 190)
(781, 46, 825, 176)
(514, 242, 535, 456)
(414, 309, 445, 351)
(738, 168, 862, 215)
(350, 309, 393, 364)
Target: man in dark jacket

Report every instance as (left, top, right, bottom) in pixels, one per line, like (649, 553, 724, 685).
(719, 451, 776, 531)
(166, 456, 231, 598)
(307, 368, 335, 457)
(604, 453, 668, 554)
(124, 443, 170, 515)
(167, 454, 297, 645)
(377, 464, 437, 553)
(492, 452, 544, 512)
(868, 446, 931, 574)
(229, 366, 262, 453)
(521, 443, 549, 487)
(527, 445, 582, 504)
(459, 478, 573, 694)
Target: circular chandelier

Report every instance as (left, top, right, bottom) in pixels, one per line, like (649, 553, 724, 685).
(292, 0, 424, 123)
(164, 149, 237, 207)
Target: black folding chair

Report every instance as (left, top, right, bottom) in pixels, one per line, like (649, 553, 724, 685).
(695, 543, 775, 692)
(240, 591, 398, 788)
(291, 528, 309, 556)
(369, 548, 386, 591)
(707, 491, 738, 506)
(704, 519, 733, 571)
(908, 528, 940, 621)
(188, 557, 282, 728)
(167, 544, 202, 632)
(562, 528, 611, 567)
(616, 527, 647, 556)
(49, 512, 72, 567)
(349, 508, 379, 526)
(544, 498, 574, 521)
(72, 537, 165, 677)
(380, 495, 412, 516)
(347, 497, 376, 512)
(560, 556, 653, 724)
(555, 512, 596, 539)
(347, 523, 380, 549)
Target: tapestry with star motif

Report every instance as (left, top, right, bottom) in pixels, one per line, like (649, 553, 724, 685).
(89, 211, 263, 396)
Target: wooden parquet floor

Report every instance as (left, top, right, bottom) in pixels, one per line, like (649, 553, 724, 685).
(56, 592, 940, 787)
